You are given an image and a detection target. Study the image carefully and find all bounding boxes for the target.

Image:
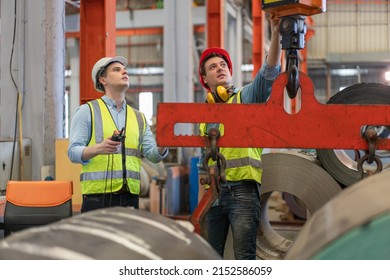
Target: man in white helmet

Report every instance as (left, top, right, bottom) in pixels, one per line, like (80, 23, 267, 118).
(68, 56, 168, 213)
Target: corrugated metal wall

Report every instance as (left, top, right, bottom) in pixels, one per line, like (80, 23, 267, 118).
(308, 3, 390, 59)
(306, 2, 390, 103)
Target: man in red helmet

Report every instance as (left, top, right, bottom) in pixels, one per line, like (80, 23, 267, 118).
(197, 16, 282, 260)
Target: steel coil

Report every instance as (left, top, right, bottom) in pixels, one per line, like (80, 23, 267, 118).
(0, 207, 220, 260)
(257, 152, 342, 260)
(285, 170, 390, 259)
(316, 83, 390, 187)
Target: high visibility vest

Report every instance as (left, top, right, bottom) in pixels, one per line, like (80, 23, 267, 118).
(80, 99, 146, 195)
(199, 91, 263, 183)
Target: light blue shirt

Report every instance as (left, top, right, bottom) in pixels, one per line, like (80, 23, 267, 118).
(240, 59, 281, 103)
(68, 95, 168, 165)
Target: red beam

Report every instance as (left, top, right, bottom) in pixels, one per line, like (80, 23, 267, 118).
(207, 0, 223, 47)
(157, 72, 390, 150)
(79, 0, 117, 104)
(252, 0, 265, 77)
(66, 31, 80, 38)
(116, 27, 163, 36)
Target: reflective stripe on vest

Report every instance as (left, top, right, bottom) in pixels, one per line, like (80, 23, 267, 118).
(80, 99, 146, 195)
(200, 90, 263, 183)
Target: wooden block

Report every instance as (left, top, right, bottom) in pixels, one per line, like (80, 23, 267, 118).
(55, 139, 82, 208)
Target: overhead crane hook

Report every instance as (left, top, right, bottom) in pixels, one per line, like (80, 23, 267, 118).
(262, 0, 325, 98)
(280, 15, 307, 98)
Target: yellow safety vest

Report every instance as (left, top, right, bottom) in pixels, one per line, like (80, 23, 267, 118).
(80, 99, 146, 195)
(200, 91, 263, 183)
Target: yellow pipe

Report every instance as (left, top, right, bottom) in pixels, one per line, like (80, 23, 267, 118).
(18, 93, 23, 181)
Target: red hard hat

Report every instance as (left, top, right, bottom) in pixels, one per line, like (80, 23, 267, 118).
(198, 47, 233, 90)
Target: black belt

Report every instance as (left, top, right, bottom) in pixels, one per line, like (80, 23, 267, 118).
(83, 191, 138, 197)
(220, 180, 258, 188)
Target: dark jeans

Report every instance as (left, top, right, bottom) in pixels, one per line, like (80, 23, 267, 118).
(81, 192, 139, 213)
(206, 182, 260, 260)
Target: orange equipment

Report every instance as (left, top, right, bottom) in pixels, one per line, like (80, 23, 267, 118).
(262, 0, 325, 17)
(4, 181, 73, 236)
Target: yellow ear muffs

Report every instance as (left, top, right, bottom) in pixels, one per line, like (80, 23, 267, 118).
(206, 91, 216, 103)
(206, 86, 230, 103)
(216, 85, 230, 102)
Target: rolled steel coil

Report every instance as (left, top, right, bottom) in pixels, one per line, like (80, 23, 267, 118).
(0, 207, 221, 260)
(285, 170, 390, 259)
(139, 159, 167, 198)
(316, 83, 390, 187)
(257, 152, 342, 260)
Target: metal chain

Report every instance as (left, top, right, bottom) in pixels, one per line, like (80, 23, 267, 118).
(201, 128, 227, 193)
(357, 126, 383, 180)
(191, 128, 226, 234)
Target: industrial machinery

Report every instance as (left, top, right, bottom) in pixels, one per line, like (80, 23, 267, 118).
(156, 0, 390, 259)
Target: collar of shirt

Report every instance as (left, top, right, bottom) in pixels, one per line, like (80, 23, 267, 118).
(101, 95, 126, 112)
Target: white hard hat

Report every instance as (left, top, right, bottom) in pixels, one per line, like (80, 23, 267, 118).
(91, 56, 128, 92)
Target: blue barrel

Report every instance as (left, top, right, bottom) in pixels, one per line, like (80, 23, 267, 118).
(189, 157, 200, 213)
(165, 166, 189, 216)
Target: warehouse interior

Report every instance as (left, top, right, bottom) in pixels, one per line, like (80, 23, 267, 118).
(1, 0, 390, 260)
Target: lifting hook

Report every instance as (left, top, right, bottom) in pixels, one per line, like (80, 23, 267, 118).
(280, 15, 307, 99)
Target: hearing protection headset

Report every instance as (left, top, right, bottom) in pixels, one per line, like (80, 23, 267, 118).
(206, 86, 236, 103)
